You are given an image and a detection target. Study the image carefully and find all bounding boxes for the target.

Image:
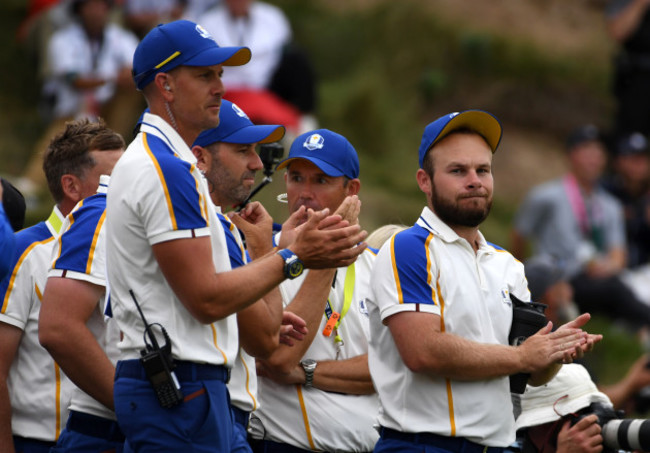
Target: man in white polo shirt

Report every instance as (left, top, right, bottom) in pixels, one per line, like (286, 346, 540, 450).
(367, 110, 603, 453)
(0, 119, 123, 453)
(106, 20, 367, 452)
(249, 129, 379, 453)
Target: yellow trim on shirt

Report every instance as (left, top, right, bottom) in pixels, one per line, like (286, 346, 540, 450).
(389, 235, 404, 304)
(210, 324, 228, 365)
(143, 133, 178, 230)
(55, 362, 62, 438)
(424, 233, 437, 306)
(2, 237, 55, 313)
(296, 385, 317, 450)
(437, 279, 456, 436)
(240, 350, 257, 410)
(191, 163, 209, 224)
(85, 210, 106, 274)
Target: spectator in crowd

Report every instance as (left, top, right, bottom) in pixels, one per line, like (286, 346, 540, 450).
(0, 118, 121, 453)
(0, 184, 16, 283)
(191, 100, 307, 452)
(121, 0, 186, 38)
(19, 0, 140, 196)
(39, 132, 124, 451)
(249, 129, 380, 453)
(0, 178, 25, 281)
(199, 0, 318, 135)
(606, 0, 650, 141)
(368, 110, 601, 452)
(106, 20, 366, 451)
(524, 255, 580, 327)
(523, 253, 650, 419)
(514, 364, 610, 453)
(511, 124, 650, 331)
(602, 132, 650, 268)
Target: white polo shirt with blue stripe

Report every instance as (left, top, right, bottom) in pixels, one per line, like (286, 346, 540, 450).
(48, 175, 120, 420)
(106, 112, 237, 366)
(250, 242, 380, 452)
(0, 206, 72, 442)
(217, 210, 258, 413)
(367, 206, 530, 448)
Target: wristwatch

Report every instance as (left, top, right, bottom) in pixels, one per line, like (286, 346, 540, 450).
(277, 248, 304, 279)
(301, 359, 317, 388)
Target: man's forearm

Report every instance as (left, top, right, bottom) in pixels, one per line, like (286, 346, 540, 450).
(261, 269, 336, 373)
(311, 355, 375, 395)
(41, 325, 115, 410)
(0, 383, 15, 453)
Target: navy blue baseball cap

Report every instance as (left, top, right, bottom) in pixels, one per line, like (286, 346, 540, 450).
(615, 132, 648, 157)
(418, 110, 502, 168)
(276, 129, 360, 179)
(193, 100, 285, 147)
(132, 20, 251, 90)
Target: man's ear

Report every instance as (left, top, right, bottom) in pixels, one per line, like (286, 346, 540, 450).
(345, 178, 361, 196)
(416, 168, 432, 196)
(60, 174, 83, 204)
(154, 73, 174, 101)
(192, 145, 211, 174)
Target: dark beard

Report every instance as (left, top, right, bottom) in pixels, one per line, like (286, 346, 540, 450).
(431, 191, 491, 228)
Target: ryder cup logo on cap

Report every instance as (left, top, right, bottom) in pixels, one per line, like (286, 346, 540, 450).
(132, 20, 251, 91)
(418, 109, 502, 168)
(232, 103, 249, 120)
(193, 100, 285, 147)
(303, 133, 325, 151)
(276, 129, 360, 179)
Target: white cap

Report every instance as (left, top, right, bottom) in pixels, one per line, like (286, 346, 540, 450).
(515, 364, 613, 430)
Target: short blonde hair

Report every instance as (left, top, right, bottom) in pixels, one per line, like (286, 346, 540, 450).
(366, 224, 408, 249)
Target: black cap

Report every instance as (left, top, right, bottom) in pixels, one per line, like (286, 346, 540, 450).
(524, 255, 566, 302)
(615, 132, 648, 157)
(1, 178, 26, 232)
(566, 124, 601, 151)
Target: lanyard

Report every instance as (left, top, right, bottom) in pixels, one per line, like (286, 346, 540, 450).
(563, 175, 605, 251)
(322, 263, 355, 359)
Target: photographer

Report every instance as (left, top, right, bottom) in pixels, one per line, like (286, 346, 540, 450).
(515, 363, 650, 453)
(515, 364, 609, 453)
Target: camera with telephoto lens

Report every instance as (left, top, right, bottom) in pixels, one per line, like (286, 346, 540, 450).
(509, 294, 548, 394)
(570, 402, 650, 452)
(258, 142, 284, 178)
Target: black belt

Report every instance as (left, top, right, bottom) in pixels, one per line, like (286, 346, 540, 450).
(250, 438, 372, 453)
(231, 406, 250, 428)
(380, 426, 503, 453)
(67, 410, 125, 443)
(116, 359, 230, 383)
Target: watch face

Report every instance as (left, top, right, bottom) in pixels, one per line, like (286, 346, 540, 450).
(288, 260, 304, 278)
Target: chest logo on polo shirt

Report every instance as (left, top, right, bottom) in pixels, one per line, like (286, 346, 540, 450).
(358, 298, 369, 317)
(501, 288, 512, 307)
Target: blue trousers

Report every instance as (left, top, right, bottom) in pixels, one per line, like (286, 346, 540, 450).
(114, 359, 235, 452)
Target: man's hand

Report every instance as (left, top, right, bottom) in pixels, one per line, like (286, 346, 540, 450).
(256, 360, 305, 385)
(555, 313, 603, 361)
(334, 195, 360, 225)
(517, 322, 588, 373)
(278, 206, 307, 249)
(556, 415, 603, 453)
(229, 201, 273, 259)
(289, 208, 367, 269)
(279, 311, 308, 347)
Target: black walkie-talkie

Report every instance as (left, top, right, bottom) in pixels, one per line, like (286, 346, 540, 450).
(129, 290, 184, 408)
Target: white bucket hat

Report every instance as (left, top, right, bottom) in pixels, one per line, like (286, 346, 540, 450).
(515, 364, 613, 430)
